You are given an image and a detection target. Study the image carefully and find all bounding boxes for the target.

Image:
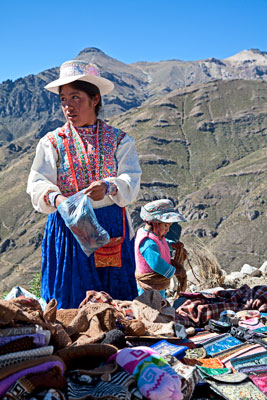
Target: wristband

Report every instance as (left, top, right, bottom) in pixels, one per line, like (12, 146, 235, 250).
(103, 180, 110, 194)
(49, 192, 62, 208)
(103, 180, 118, 196)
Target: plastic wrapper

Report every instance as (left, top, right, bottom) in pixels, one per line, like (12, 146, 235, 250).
(58, 191, 110, 257)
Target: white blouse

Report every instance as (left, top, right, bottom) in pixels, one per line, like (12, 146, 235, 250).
(27, 128, 142, 237)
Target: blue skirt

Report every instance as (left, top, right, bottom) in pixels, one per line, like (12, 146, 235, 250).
(41, 204, 138, 309)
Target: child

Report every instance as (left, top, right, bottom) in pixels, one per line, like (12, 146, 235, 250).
(135, 199, 187, 298)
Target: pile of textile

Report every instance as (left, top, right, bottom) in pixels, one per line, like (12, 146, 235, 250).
(0, 284, 266, 399)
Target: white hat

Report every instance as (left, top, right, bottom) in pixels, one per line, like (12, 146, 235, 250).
(44, 60, 114, 96)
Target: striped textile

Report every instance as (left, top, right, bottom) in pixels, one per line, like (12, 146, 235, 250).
(67, 368, 136, 400)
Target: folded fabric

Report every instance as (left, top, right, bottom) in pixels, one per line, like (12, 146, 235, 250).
(0, 359, 64, 397)
(0, 336, 35, 356)
(108, 346, 182, 400)
(216, 342, 257, 361)
(230, 351, 267, 372)
(0, 355, 64, 382)
(203, 334, 242, 356)
(0, 345, 54, 369)
(224, 344, 267, 370)
(237, 364, 267, 375)
(186, 330, 219, 345)
(2, 365, 66, 400)
(248, 369, 267, 394)
(5, 388, 66, 400)
(0, 332, 49, 353)
(196, 366, 232, 380)
(198, 358, 225, 369)
(0, 325, 39, 337)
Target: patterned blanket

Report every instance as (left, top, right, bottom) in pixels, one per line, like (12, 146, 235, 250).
(175, 285, 267, 327)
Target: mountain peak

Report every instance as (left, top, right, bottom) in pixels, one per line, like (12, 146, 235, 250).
(76, 47, 104, 57)
(224, 49, 267, 65)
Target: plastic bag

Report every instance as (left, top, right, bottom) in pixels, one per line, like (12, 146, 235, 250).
(58, 191, 110, 257)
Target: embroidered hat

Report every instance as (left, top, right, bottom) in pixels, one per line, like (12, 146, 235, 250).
(44, 60, 114, 95)
(140, 199, 186, 223)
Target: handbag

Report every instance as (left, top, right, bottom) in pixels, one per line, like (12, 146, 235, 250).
(94, 207, 125, 268)
(59, 126, 125, 267)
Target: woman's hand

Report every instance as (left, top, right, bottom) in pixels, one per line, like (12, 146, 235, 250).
(83, 181, 107, 201)
(55, 194, 67, 208)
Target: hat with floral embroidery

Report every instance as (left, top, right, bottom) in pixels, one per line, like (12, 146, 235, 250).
(140, 199, 186, 223)
(45, 60, 114, 95)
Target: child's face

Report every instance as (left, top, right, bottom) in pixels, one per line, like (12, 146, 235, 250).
(154, 222, 172, 237)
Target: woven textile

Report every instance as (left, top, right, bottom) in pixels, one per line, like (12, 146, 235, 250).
(0, 346, 54, 369)
(206, 373, 267, 400)
(164, 355, 199, 400)
(175, 285, 267, 327)
(197, 366, 232, 380)
(231, 351, 267, 372)
(203, 334, 242, 356)
(249, 370, 267, 394)
(199, 358, 225, 369)
(2, 365, 66, 400)
(0, 360, 64, 398)
(66, 368, 136, 400)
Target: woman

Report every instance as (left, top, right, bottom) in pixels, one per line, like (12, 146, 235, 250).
(135, 199, 187, 298)
(27, 60, 141, 309)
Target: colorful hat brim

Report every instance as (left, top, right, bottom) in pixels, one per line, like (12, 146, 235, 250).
(140, 208, 187, 223)
(44, 74, 114, 96)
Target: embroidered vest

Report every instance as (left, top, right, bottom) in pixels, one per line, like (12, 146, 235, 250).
(135, 228, 171, 274)
(47, 120, 125, 197)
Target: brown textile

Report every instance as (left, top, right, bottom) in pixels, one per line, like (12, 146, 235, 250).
(56, 309, 79, 328)
(0, 299, 52, 330)
(0, 336, 35, 356)
(171, 241, 188, 292)
(66, 303, 119, 338)
(132, 290, 175, 336)
(55, 343, 117, 371)
(43, 299, 58, 323)
(122, 319, 146, 336)
(135, 271, 170, 291)
(50, 321, 72, 350)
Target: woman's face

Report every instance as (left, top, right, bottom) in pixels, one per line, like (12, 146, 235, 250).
(59, 84, 100, 127)
(152, 222, 172, 237)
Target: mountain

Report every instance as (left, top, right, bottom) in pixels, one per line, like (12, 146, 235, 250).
(0, 47, 266, 293)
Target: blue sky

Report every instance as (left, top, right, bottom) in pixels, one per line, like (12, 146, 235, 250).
(1, 0, 267, 83)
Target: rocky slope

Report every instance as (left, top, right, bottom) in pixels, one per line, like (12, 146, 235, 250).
(0, 47, 266, 293)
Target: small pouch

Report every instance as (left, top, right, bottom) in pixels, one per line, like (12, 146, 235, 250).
(94, 236, 124, 268)
(94, 208, 125, 268)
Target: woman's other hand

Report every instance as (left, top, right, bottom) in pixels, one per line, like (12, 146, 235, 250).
(84, 181, 107, 201)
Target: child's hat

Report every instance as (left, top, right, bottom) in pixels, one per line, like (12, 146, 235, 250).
(140, 199, 186, 223)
